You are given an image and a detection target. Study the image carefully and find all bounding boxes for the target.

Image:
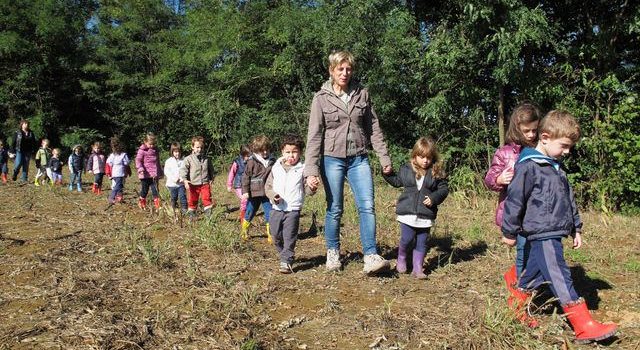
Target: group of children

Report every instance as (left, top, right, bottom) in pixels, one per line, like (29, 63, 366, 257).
(0, 106, 618, 343)
(485, 104, 617, 342)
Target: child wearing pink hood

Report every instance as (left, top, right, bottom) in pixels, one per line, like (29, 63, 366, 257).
(135, 133, 163, 209)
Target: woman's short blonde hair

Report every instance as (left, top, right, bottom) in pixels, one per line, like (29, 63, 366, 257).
(328, 51, 355, 72)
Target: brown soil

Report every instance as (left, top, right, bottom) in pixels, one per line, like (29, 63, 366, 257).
(0, 176, 638, 349)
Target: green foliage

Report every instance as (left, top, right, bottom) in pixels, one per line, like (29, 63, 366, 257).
(1, 0, 639, 212)
(59, 127, 105, 151)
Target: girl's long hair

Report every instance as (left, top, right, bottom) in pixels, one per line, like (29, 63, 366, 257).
(410, 137, 446, 179)
(505, 102, 541, 147)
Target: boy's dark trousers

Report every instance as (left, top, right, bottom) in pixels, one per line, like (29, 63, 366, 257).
(168, 185, 188, 210)
(269, 210, 300, 264)
(518, 238, 579, 305)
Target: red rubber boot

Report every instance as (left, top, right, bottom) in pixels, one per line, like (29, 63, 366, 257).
(562, 299, 617, 343)
(506, 287, 539, 328)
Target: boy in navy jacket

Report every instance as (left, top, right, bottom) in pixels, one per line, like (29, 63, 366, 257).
(501, 110, 616, 343)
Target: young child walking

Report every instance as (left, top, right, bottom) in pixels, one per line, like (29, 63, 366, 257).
(383, 137, 449, 279)
(106, 136, 130, 204)
(47, 148, 63, 185)
(0, 140, 9, 184)
(227, 144, 251, 221)
(34, 138, 52, 186)
(135, 133, 163, 210)
(484, 102, 541, 287)
(265, 135, 315, 273)
(68, 145, 85, 192)
(180, 136, 215, 218)
(164, 142, 188, 215)
(241, 135, 275, 242)
(87, 141, 106, 195)
(502, 110, 617, 341)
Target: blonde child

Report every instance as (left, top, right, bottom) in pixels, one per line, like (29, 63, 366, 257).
(502, 111, 616, 341)
(0, 140, 10, 184)
(106, 136, 130, 204)
(164, 142, 188, 214)
(383, 137, 449, 279)
(226, 144, 251, 221)
(47, 148, 63, 185)
(34, 138, 52, 186)
(179, 136, 215, 218)
(135, 133, 163, 209)
(68, 145, 85, 192)
(484, 102, 541, 287)
(87, 141, 106, 194)
(265, 134, 315, 273)
(241, 135, 275, 241)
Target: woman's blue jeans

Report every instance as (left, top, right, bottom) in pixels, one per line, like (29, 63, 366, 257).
(12, 151, 31, 181)
(321, 155, 378, 255)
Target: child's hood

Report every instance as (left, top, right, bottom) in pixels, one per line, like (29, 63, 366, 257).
(518, 147, 560, 171)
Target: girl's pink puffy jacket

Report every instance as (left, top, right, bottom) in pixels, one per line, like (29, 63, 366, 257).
(484, 142, 522, 227)
(135, 144, 163, 179)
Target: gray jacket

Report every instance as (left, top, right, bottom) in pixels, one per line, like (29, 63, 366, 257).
(304, 81, 391, 177)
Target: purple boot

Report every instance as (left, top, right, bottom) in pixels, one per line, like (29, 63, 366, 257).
(411, 250, 427, 279)
(396, 244, 408, 273)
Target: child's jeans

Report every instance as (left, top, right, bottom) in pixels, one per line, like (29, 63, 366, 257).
(515, 234, 530, 278)
(518, 238, 579, 305)
(399, 223, 430, 253)
(269, 210, 300, 263)
(245, 196, 272, 222)
(1, 162, 8, 175)
(187, 183, 213, 210)
(233, 188, 248, 211)
(51, 172, 62, 184)
(70, 172, 82, 185)
(94, 173, 104, 187)
(109, 177, 124, 203)
(140, 178, 159, 198)
(168, 185, 188, 210)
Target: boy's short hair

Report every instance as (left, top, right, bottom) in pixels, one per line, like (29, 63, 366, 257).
(52, 148, 61, 155)
(191, 136, 204, 146)
(251, 135, 271, 153)
(170, 142, 182, 154)
(539, 110, 581, 143)
(41, 138, 49, 145)
(280, 134, 304, 151)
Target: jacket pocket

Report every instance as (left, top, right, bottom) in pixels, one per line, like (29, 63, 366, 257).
(323, 106, 340, 124)
(353, 102, 367, 118)
(323, 129, 336, 153)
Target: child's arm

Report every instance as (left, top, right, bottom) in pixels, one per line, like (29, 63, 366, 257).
(207, 158, 215, 185)
(264, 171, 278, 203)
(484, 149, 511, 191)
(179, 157, 190, 188)
(501, 163, 534, 242)
(425, 177, 449, 207)
(87, 154, 94, 173)
(135, 148, 144, 177)
(227, 161, 238, 191)
(381, 166, 403, 188)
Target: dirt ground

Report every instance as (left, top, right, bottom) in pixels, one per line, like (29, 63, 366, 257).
(0, 168, 638, 349)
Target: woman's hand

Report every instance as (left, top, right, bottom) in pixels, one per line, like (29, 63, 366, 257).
(306, 176, 320, 191)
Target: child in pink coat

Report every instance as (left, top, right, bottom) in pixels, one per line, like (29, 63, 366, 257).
(226, 144, 251, 221)
(484, 102, 541, 287)
(135, 133, 163, 209)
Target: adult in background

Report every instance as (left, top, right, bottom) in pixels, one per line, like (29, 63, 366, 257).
(304, 50, 393, 275)
(10, 119, 37, 182)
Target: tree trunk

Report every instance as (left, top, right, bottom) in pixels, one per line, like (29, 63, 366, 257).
(498, 86, 505, 146)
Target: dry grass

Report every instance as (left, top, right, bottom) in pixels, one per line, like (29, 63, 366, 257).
(0, 165, 638, 349)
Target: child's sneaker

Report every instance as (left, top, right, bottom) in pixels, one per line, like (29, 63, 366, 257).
(363, 254, 391, 275)
(279, 262, 294, 274)
(325, 248, 342, 272)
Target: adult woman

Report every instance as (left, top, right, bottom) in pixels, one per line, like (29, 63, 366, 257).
(11, 119, 37, 182)
(304, 51, 393, 274)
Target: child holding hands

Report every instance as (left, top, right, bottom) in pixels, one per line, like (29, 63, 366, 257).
(180, 136, 215, 218)
(485, 102, 541, 288)
(265, 134, 315, 273)
(501, 110, 616, 341)
(383, 137, 449, 279)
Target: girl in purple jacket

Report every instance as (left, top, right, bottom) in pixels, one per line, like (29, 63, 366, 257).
(484, 103, 541, 287)
(135, 133, 163, 210)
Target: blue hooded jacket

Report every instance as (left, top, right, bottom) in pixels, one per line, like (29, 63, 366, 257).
(501, 147, 582, 241)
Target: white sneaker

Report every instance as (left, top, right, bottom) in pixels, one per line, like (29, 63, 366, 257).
(325, 248, 342, 272)
(363, 254, 390, 275)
